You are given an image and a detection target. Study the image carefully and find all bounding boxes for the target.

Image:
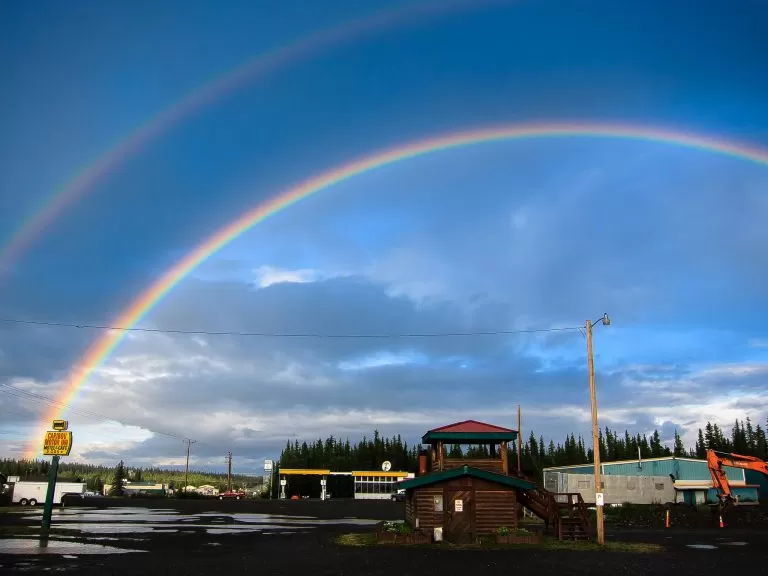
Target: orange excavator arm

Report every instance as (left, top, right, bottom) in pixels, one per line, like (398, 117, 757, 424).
(706, 449, 768, 505)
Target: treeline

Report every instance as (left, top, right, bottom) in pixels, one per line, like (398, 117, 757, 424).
(3, 417, 765, 490)
(692, 419, 767, 458)
(0, 459, 262, 493)
(278, 430, 419, 472)
(278, 417, 768, 481)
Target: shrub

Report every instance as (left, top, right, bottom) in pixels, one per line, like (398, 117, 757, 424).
(496, 526, 533, 536)
(381, 520, 413, 535)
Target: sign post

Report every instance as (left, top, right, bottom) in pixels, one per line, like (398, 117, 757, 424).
(264, 460, 273, 500)
(41, 421, 72, 532)
(41, 455, 61, 531)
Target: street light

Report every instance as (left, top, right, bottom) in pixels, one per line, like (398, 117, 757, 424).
(586, 313, 610, 545)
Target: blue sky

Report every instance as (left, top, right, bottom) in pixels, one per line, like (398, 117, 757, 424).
(0, 0, 767, 472)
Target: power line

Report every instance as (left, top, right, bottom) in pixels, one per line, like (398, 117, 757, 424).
(0, 382, 143, 426)
(0, 316, 582, 339)
(0, 383, 210, 446)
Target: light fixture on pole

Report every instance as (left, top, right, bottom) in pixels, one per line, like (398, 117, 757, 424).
(586, 312, 610, 545)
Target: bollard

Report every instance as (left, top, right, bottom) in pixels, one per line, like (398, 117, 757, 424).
(665, 509, 670, 528)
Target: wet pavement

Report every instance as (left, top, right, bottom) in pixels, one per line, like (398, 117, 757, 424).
(2, 506, 380, 545)
(2, 500, 767, 574)
(606, 526, 767, 552)
(0, 539, 146, 555)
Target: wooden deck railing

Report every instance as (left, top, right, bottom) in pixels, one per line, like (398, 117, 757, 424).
(433, 458, 505, 473)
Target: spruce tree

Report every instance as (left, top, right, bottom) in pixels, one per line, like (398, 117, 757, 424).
(108, 460, 127, 497)
(673, 429, 686, 457)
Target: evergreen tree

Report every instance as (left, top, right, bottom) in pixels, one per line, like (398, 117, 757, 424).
(745, 418, 755, 452)
(673, 429, 686, 457)
(448, 445, 463, 458)
(650, 430, 663, 457)
(108, 461, 127, 496)
(755, 424, 767, 460)
(695, 429, 707, 458)
(704, 422, 715, 449)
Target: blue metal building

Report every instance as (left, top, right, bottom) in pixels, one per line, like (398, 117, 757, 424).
(745, 470, 768, 499)
(543, 456, 760, 505)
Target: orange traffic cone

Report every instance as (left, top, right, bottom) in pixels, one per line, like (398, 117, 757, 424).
(719, 515, 724, 528)
(665, 510, 670, 528)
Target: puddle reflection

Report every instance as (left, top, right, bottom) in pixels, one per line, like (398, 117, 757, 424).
(11, 507, 381, 540)
(0, 538, 146, 555)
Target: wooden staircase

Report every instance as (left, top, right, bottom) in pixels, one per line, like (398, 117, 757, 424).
(552, 493, 591, 540)
(518, 487, 592, 541)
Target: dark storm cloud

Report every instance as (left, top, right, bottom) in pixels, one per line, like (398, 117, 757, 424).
(0, 322, 91, 383)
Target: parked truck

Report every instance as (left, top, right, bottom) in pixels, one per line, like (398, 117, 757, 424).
(11, 481, 86, 506)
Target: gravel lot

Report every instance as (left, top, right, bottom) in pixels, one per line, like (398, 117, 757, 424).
(1, 498, 766, 575)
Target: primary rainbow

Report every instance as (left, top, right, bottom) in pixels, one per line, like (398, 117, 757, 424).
(25, 121, 768, 458)
(0, 0, 495, 274)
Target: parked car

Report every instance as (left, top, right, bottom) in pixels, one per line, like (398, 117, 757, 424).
(391, 489, 405, 502)
(218, 491, 246, 500)
(61, 492, 85, 506)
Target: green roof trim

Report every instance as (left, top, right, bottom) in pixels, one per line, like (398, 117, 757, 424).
(421, 431, 518, 443)
(396, 466, 535, 491)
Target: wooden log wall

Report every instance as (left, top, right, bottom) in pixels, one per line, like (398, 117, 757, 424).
(408, 478, 519, 535)
(407, 486, 444, 529)
(475, 489, 518, 533)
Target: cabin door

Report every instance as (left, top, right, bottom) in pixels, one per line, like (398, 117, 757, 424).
(444, 489, 473, 543)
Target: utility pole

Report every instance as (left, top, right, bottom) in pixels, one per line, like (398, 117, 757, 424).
(183, 439, 196, 493)
(226, 451, 232, 493)
(517, 404, 522, 474)
(586, 313, 610, 546)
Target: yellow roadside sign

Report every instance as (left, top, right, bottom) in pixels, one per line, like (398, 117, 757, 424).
(52, 420, 69, 431)
(43, 430, 73, 456)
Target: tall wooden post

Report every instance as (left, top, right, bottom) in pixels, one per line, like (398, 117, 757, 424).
(501, 441, 508, 474)
(517, 404, 522, 474)
(183, 439, 196, 492)
(227, 451, 233, 493)
(587, 319, 605, 545)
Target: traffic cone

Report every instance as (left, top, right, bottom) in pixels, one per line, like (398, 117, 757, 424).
(719, 515, 724, 528)
(665, 510, 670, 528)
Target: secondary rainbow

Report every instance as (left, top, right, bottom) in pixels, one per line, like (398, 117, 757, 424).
(0, 0, 493, 274)
(25, 121, 768, 458)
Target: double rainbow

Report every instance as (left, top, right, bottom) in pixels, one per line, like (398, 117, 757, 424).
(0, 0, 496, 273)
(25, 121, 768, 458)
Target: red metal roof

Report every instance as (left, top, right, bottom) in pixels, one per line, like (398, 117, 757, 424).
(427, 420, 516, 434)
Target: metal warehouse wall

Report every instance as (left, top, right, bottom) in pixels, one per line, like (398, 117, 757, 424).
(544, 472, 675, 505)
(554, 465, 594, 475)
(706, 486, 759, 504)
(546, 458, 744, 482)
(745, 470, 767, 498)
(603, 459, 743, 482)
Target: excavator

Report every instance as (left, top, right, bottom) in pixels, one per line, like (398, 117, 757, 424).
(706, 448, 768, 513)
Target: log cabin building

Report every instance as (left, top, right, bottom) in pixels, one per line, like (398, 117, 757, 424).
(397, 420, 591, 543)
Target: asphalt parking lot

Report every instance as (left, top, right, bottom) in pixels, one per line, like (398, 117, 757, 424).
(1, 498, 766, 575)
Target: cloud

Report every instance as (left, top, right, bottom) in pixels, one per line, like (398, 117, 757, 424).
(3, 268, 764, 471)
(253, 265, 326, 288)
(2, 138, 767, 472)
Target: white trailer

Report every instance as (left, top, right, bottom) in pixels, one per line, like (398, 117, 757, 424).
(11, 481, 85, 506)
